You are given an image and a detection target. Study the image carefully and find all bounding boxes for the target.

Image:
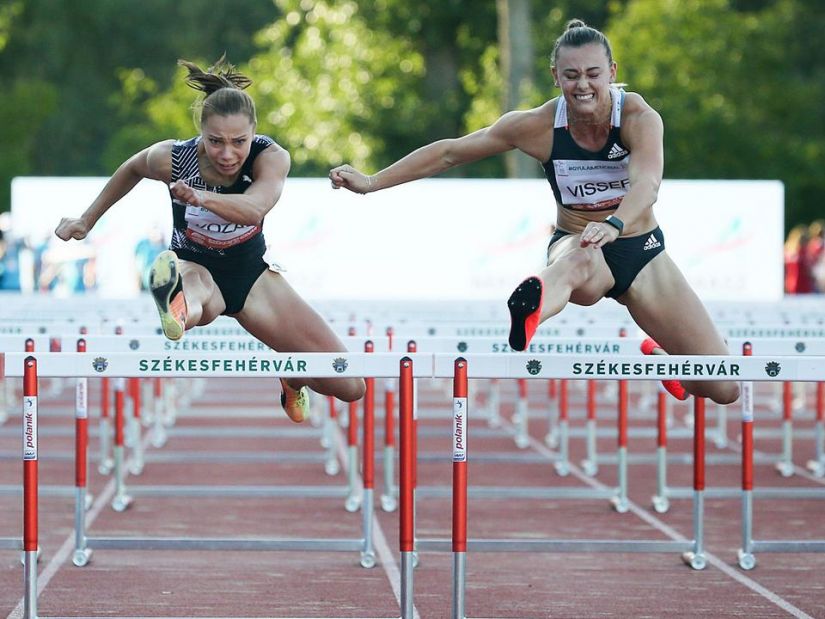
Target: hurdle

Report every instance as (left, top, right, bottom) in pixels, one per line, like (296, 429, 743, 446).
(717, 329, 825, 452)
(0, 337, 38, 426)
(73, 339, 93, 567)
(73, 342, 393, 566)
(397, 352, 825, 619)
(736, 343, 825, 569)
(4, 332, 389, 530)
(5, 349, 429, 618)
(180, 320, 825, 463)
(0, 337, 84, 510)
(379, 327, 397, 511)
(807, 381, 825, 476)
(344, 396, 361, 511)
(22, 357, 37, 617)
(397, 336, 689, 510)
(77, 334, 383, 494)
(654, 338, 825, 511)
(0, 336, 49, 427)
(323, 394, 341, 474)
(775, 377, 825, 477)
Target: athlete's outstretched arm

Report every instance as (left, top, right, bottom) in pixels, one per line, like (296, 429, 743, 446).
(329, 110, 538, 195)
(54, 141, 173, 241)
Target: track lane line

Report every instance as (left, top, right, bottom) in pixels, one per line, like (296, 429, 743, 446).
(7, 421, 410, 619)
(333, 424, 420, 619)
(6, 466, 120, 619)
(515, 420, 815, 619)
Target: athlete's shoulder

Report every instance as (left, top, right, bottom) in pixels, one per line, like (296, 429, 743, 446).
(620, 91, 661, 122)
(248, 135, 290, 177)
(619, 92, 663, 150)
(148, 139, 176, 151)
(495, 99, 556, 135)
(251, 134, 288, 159)
(144, 140, 176, 180)
(511, 99, 556, 123)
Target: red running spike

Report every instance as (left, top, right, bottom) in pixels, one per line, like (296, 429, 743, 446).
(640, 337, 688, 401)
(507, 276, 543, 351)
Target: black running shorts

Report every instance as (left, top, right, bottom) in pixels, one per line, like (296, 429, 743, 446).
(547, 226, 666, 298)
(175, 248, 268, 314)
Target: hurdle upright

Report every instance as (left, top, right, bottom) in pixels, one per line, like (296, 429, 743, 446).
(736, 342, 825, 569)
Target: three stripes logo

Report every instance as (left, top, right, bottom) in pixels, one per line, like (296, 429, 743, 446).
(643, 234, 661, 251)
(607, 143, 628, 159)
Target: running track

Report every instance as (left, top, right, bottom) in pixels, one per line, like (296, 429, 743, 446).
(1, 376, 824, 618)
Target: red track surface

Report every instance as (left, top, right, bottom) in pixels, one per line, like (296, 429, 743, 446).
(2, 377, 824, 618)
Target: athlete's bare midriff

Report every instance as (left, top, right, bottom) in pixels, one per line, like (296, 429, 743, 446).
(555, 204, 658, 237)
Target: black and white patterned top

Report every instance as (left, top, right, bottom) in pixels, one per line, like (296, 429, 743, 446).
(169, 134, 275, 258)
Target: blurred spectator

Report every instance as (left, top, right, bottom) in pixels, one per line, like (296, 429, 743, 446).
(784, 224, 815, 294)
(0, 228, 22, 291)
(808, 219, 825, 292)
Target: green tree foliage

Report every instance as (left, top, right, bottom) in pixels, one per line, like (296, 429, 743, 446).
(0, 79, 58, 210)
(127, 0, 505, 178)
(0, 1, 23, 52)
(0, 1, 55, 212)
(608, 0, 825, 227)
(1, 0, 823, 230)
(362, 0, 501, 175)
(249, 0, 426, 175)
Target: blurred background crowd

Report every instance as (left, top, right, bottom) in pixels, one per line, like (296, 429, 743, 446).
(785, 220, 825, 295)
(0, 213, 166, 295)
(4, 214, 822, 297)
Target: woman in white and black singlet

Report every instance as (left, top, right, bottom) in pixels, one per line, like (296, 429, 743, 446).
(56, 56, 365, 421)
(330, 20, 738, 406)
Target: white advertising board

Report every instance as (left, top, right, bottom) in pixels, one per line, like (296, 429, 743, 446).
(11, 177, 782, 301)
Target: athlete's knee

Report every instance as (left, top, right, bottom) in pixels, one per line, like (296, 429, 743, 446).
(711, 381, 740, 406)
(689, 381, 740, 406)
(336, 378, 366, 402)
(555, 247, 596, 282)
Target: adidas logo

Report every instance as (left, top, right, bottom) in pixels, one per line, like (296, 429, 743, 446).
(607, 143, 628, 159)
(242, 174, 253, 183)
(643, 234, 661, 251)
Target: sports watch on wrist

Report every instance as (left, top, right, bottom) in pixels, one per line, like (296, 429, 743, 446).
(604, 215, 624, 235)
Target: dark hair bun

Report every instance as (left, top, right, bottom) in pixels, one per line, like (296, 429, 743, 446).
(566, 19, 587, 30)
